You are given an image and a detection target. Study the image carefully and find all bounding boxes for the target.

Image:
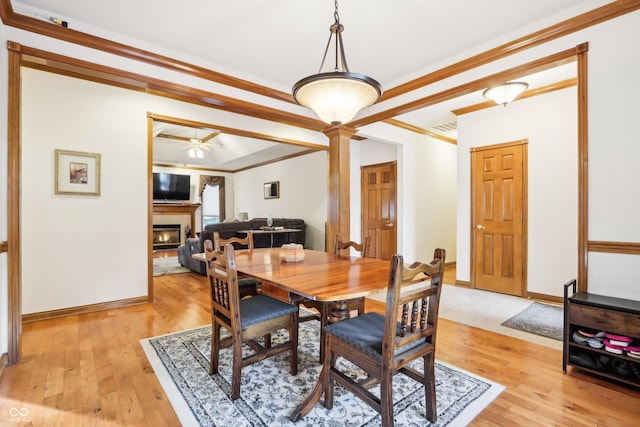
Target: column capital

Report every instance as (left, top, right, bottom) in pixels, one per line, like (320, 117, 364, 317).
(322, 124, 357, 139)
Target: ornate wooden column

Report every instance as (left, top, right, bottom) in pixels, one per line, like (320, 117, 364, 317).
(324, 125, 356, 251)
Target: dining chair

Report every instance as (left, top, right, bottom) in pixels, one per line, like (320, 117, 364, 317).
(331, 234, 371, 317)
(205, 241, 299, 400)
(212, 231, 260, 299)
(333, 234, 370, 258)
(299, 234, 371, 361)
(322, 248, 446, 426)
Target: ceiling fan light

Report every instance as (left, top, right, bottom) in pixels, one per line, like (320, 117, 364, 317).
(188, 148, 196, 158)
(483, 82, 529, 106)
(293, 72, 382, 125)
(196, 149, 204, 158)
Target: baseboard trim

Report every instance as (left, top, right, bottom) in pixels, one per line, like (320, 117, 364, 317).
(527, 291, 563, 305)
(454, 280, 471, 287)
(22, 296, 149, 323)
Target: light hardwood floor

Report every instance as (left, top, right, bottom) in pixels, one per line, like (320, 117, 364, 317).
(1, 265, 639, 426)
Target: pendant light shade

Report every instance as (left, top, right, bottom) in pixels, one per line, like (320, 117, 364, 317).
(292, 1, 382, 125)
(482, 82, 529, 106)
(293, 71, 382, 125)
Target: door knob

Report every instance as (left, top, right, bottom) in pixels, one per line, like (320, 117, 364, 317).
(476, 224, 486, 230)
(386, 223, 394, 227)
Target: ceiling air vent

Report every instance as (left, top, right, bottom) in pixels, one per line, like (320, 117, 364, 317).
(432, 120, 457, 133)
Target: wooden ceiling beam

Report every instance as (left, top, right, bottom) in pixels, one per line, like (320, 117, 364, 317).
(1, 0, 638, 127)
(383, 119, 457, 145)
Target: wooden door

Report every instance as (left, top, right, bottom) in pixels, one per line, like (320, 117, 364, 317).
(471, 141, 527, 296)
(361, 162, 397, 259)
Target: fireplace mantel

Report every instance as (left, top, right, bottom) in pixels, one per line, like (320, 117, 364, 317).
(153, 203, 200, 238)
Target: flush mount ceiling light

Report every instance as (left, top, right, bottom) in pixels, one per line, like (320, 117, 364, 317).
(482, 81, 529, 106)
(292, 0, 382, 125)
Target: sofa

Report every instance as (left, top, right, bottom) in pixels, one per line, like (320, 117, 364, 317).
(177, 218, 306, 275)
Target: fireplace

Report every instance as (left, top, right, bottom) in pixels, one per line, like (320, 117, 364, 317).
(153, 224, 181, 249)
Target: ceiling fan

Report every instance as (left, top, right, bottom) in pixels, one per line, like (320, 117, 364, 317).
(156, 129, 222, 158)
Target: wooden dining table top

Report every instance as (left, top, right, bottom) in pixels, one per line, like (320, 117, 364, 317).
(195, 248, 391, 302)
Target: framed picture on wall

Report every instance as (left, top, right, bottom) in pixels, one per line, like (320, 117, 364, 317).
(264, 181, 279, 199)
(55, 149, 101, 195)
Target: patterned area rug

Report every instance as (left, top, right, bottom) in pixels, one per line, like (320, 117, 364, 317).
(153, 256, 191, 276)
(500, 302, 563, 340)
(141, 321, 504, 426)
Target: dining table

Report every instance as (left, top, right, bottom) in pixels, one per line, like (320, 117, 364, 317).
(193, 247, 391, 420)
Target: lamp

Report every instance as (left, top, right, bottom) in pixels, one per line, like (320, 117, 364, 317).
(292, 0, 382, 125)
(482, 81, 528, 106)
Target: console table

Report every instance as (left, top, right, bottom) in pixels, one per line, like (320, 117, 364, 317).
(241, 228, 301, 248)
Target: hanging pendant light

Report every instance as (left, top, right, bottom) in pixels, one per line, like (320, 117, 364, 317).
(292, 0, 382, 125)
(482, 81, 529, 106)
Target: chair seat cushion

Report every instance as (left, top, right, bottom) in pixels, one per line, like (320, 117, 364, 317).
(326, 312, 424, 361)
(238, 277, 259, 291)
(240, 294, 298, 328)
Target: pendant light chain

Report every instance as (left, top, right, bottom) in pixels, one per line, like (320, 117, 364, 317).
(318, 0, 348, 73)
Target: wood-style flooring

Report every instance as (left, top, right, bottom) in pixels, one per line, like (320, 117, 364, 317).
(1, 255, 639, 426)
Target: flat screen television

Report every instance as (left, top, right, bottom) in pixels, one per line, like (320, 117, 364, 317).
(153, 172, 191, 201)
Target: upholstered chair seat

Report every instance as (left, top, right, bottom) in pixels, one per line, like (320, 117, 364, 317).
(325, 312, 426, 361)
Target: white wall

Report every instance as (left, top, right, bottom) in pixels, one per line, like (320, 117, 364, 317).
(21, 69, 150, 313)
(583, 10, 640, 299)
(406, 137, 458, 265)
(233, 151, 327, 250)
(457, 87, 578, 297)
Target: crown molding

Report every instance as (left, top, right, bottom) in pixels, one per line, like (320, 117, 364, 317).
(2, 0, 638, 120)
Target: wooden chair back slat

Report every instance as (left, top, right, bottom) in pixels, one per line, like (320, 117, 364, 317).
(205, 239, 240, 326)
(334, 234, 371, 258)
(213, 231, 254, 251)
(383, 249, 445, 360)
(211, 232, 260, 298)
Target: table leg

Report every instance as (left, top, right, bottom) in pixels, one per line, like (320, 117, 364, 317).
(291, 298, 361, 421)
(319, 303, 329, 362)
(290, 364, 327, 421)
(328, 300, 350, 324)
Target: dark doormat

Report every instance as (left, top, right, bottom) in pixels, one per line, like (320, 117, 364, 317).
(501, 302, 563, 340)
